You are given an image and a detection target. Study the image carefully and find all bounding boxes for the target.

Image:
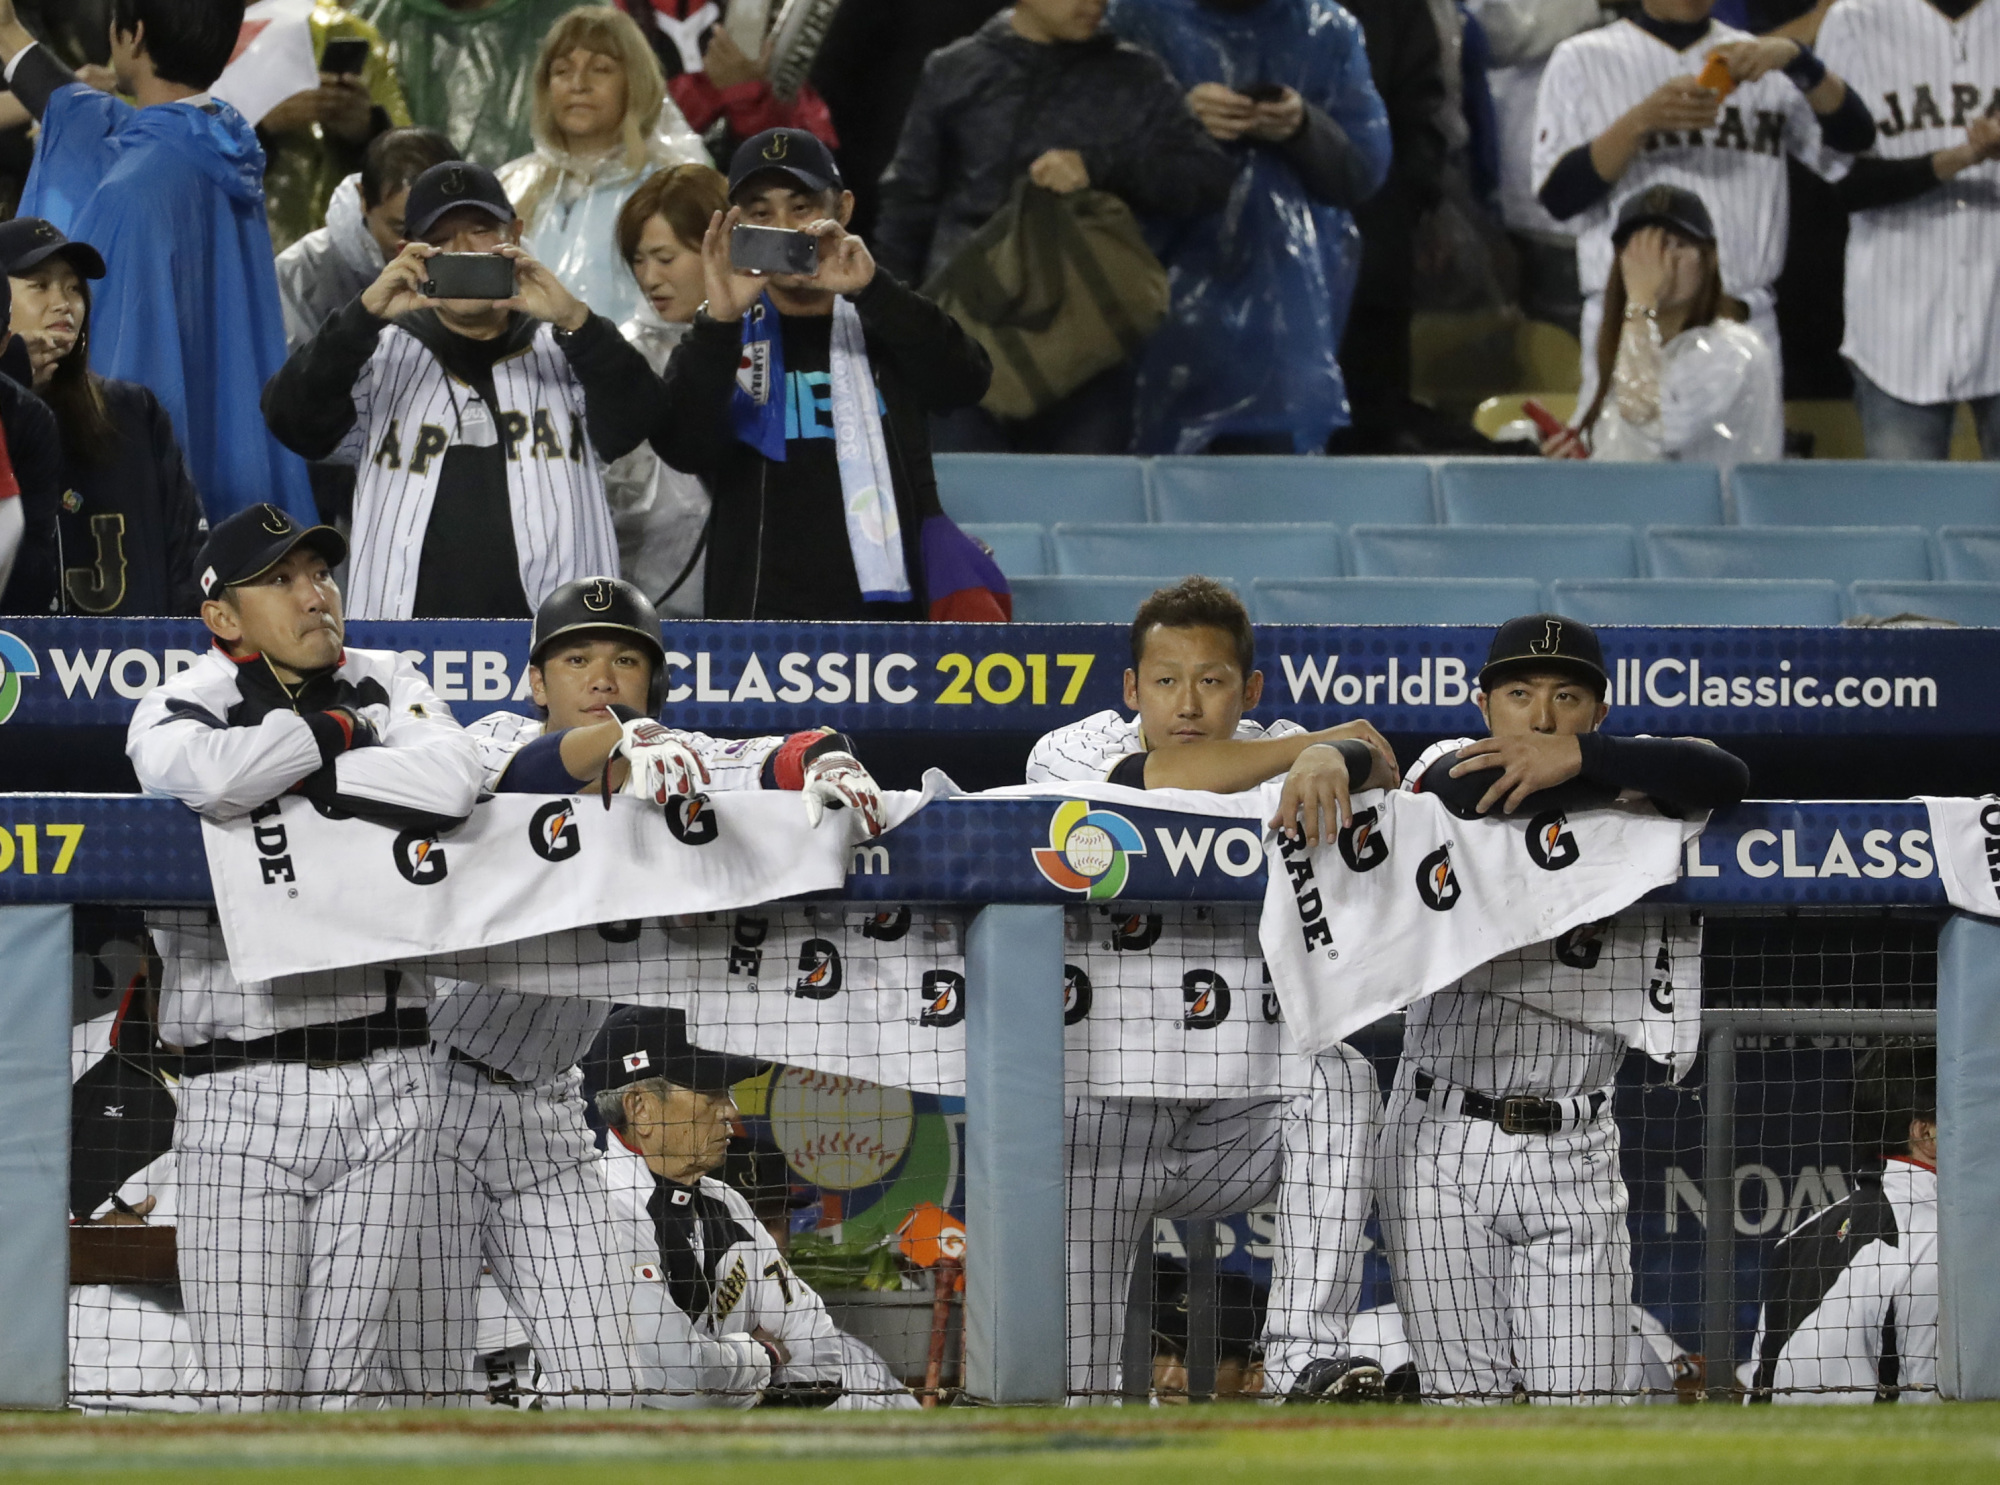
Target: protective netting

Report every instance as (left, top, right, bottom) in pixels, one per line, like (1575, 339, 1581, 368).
(65, 903, 1937, 1410)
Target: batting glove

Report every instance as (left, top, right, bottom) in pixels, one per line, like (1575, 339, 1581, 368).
(603, 710, 711, 809)
(801, 751, 886, 837)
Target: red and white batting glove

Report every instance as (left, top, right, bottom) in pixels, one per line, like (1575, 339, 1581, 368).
(604, 712, 710, 808)
(801, 751, 885, 837)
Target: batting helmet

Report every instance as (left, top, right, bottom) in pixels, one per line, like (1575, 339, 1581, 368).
(530, 577, 669, 710)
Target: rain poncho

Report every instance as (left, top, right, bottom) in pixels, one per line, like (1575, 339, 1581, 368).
(1107, 0, 1392, 453)
(352, 0, 584, 167)
(274, 172, 385, 350)
(1588, 317, 1782, 466)
(498, 113, 707, 326)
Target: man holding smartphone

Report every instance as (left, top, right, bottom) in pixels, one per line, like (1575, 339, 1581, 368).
(263, 160, 664, 621)
(650, 127, 991, 621)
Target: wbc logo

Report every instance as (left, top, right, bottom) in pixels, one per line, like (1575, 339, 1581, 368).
(1033, 801, 1147, 901)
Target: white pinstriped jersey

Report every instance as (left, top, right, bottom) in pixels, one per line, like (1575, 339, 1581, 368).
(1818, 0, 2000, 404)
(1532, 18, 1829, 300)
(330, 323, 618, 620)
(1024, 709, 1306, 783)
(1399, 738, 1701, 1098)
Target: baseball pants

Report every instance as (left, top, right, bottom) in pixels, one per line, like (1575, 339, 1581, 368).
(174, 1046, 433, 1411)
(389, 1057, 641, 1407)
(1064, 1045, 1379, 1398)
(1377, 1074, 1631, 1402)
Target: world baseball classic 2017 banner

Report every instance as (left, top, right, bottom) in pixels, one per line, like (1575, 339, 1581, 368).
(0, 618, 1992, 738)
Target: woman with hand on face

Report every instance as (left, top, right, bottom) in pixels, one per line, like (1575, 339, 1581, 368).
(602, 163, 727, 616)
(1544, 185, 1781, 465)
(0, 218, 205, 615)
(499, 6, 707, 328)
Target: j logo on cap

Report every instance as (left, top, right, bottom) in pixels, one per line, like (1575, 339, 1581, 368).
(1531, 619, 1562, 656)
(763, 134, 789, 161)
(583, 579, 614, 612)
(259, 505, 291, 535)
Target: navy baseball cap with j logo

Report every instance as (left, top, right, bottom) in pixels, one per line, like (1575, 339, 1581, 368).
(1477, 613, 1609, 696)
(195, 504, 347, 599)
(727, 128, 842, 198)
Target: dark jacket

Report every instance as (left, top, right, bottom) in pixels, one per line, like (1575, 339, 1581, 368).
(53, 378, 208, 615)
(0, 372, 69, 615)
(874, 13, 1237, 284)
(648, 271, 991, 620)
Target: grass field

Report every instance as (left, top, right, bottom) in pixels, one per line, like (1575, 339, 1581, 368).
(3, 1404, 1999, 1484)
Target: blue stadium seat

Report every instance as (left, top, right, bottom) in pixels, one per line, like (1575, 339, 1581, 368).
(1849, 581, 2000, 627)
(1051, 522, 1345, 580)
(1147, 456, 1435, 525)
(1438, 459, 1723, 528)
(934, 454, 1147, 526)
(1548, 578, 1844, 626)
(1645, 525, 1934, 583)
(1010, 575, 1240, 623)
(1938, 527, 2000, 582)
(1732, 463, 2000, 532)
(1348, 524, 1638, 582)
(958, 523, 1049, 577)
(1252, 577, 1544, 624)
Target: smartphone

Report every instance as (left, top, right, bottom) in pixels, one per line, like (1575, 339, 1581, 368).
(1242, 81, 1287, 102)
(731, 224, 819, 277)
(1523, 398, 1586, 457)
(1696, 52, 1736, 98)
(319, 36, 370, 77)
(423, 253, 516, 301)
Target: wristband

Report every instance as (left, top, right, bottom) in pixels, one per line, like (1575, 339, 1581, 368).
(1782, 41, 1826, 92)
(768, 728, 855, 791)
(303, 710, 355, 768)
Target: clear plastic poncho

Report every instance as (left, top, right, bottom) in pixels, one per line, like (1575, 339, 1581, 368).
(1106, 0, 1392, 453)
(1590, 317, 1783, 466)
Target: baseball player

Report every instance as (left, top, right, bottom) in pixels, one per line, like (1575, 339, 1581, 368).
(392, 574, 886, 1406)
(1816, 0, 2000, 459)
(1025, 575, 1401, 1401)
(1379, 613, 1748, 1402)
(125, 503, 485, 1411)
(584, 1005, 919, 1408)
(1530, 0, 1875, 405)
(1746, 1045, 1938, 1403)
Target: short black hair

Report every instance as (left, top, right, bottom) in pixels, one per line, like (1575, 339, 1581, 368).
(112, 0, 244, 91)
(361, 128, 461, 210)
(1130, 576, 1255, 678)
(1851, 1043, 1938, 1157)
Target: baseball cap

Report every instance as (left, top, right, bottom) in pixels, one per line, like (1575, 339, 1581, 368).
(0, 217, 105, 280)
(727, 127, 843, 199)
(1613, 185, 1716, 248)
(403, 160, 516, 242)
(1477, 613, 1609, 696)
(194, 503, 347, 602)
(580, 1006, 768, 1102)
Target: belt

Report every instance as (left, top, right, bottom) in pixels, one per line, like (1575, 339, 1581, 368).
(445, 1045, 522, 1086)
(1412, 1069, 1605, 1136)
(180, 1006, 430, 1077)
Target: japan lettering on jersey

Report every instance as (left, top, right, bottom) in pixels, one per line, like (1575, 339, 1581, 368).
(1817, 0, 2000, 404)
(1532, 18, 1828, 297)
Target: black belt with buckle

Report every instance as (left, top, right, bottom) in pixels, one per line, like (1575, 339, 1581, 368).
(445, 1045, 522, 1085)
(1413, 1069, 1603, 1136)
(180, 1006, 430, 1077)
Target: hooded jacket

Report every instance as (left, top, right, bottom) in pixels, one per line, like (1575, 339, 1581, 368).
(875, 12, 1236, 284)
(274, 173, 385, 352)
(17, 57, 313, 525)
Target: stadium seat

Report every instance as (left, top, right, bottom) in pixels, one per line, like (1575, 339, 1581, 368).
(958, 523, 1049, 578)
(1438, 459, 1723, 528)
(1937, 527, 2000, 582)
(934, 454, 1147, 526)
(1645, 525, 1934, 583)
(1252, 577, 1545, 624)
(1051, 523, 1346, 580)
(1848, 581, 2000, 627)
(1348, 524, 1639, 582)
(1010, 575, 1239, 623)
(1731, 463, 2000, 531)
(1146, 456, 1435, 525)
(1548, 578, 1844, 627)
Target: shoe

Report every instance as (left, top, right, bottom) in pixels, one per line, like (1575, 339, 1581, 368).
(1287, 1355, 1387, 1403)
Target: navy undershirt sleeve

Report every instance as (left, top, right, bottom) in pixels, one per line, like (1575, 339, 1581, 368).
(498, 730, 590, 793)
(1816, 88, 1877, 155)
(1538, 144, 1613, 221)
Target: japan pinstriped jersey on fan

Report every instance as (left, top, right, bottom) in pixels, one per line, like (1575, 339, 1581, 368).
(332, 324, 618, 620)
(1532, 16, 1829, 303)
(1817, 0, 2000, 405)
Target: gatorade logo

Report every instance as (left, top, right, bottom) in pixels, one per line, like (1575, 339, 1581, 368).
(920, 969, 964, 1028)
(794, 939, 842, 999)
(1555, 919, 1608, 970)
(1181, 970, 1231, 1030)
(1337, 806, 1389, 873)
(1416, 843, 1461, 911)
(528, 799, 581, 862)
(664, 794, 719, 846)
(1525, 808, 1580, 871)
(393, 830, 448, 885)
(1063, 964, 1092, 1025)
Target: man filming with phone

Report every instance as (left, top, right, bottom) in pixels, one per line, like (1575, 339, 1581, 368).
(649, 127, 991, 621)
(264, 160, 664, 621)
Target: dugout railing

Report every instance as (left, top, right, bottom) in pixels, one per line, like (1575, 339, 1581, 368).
(0, 793, 1992, 1407)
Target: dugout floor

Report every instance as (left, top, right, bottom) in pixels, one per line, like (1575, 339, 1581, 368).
(0, 1405, 1996, 1484)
